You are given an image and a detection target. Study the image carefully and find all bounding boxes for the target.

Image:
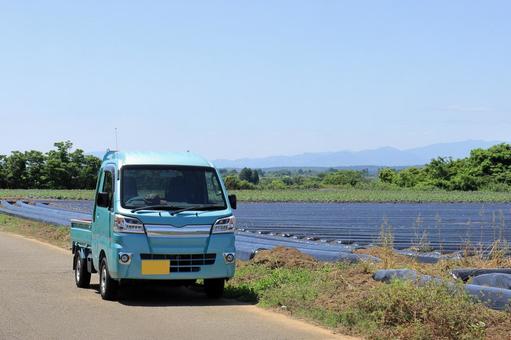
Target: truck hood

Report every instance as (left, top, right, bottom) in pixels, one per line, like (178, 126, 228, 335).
(119, 209, 232, 227)
(116, 209, 233, 254)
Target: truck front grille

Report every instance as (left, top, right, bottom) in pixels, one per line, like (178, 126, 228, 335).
(140, 253, 216, 273)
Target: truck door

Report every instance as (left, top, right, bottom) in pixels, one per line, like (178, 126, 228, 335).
(92, 167, 115, 265)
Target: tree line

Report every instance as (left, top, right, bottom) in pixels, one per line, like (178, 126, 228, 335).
(378, 143, 511, 191)
(220, 166, 370, 190)
(222, 144, 511, 192)
(0, 141, 101, 189)
(2, 142, 509, 192)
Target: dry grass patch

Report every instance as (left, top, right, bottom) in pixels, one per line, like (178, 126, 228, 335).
(356, 246, 511, 280)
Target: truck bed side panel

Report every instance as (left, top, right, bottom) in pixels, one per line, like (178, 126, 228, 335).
(70, 219, 92, 247)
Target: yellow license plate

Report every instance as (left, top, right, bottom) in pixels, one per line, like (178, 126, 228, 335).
(141, 260, 170, 275)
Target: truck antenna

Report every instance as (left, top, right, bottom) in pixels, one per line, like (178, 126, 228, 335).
(115, 128, 118, 150)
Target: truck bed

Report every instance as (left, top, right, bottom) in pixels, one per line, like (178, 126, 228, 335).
(70, 219, 92, 247)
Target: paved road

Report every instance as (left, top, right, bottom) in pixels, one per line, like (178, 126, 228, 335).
(0, 232, 350, 340)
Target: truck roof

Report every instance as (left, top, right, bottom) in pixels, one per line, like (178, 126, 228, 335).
(102, 151, 214, 168)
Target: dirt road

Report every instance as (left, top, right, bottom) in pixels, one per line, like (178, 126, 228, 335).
(0, 232, 352, 340)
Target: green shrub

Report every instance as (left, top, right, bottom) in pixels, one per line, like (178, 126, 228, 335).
(224, 175, 255, 190)
(322, 170, 368, 186)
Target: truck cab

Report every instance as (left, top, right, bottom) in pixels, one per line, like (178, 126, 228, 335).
(71, 151, 237, 300)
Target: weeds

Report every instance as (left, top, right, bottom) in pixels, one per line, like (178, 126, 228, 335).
(226, 247, 511, 339)
(0, 214, 70, 248)
(357, 280, 496, 339)
(411, 214, 434, 252)
(378, 217, 394, 249)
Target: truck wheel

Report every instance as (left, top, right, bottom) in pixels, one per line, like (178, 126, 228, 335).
(204, 279, 225, 299)
(74, 254, 91, 288)
(99, 258, 118, 300)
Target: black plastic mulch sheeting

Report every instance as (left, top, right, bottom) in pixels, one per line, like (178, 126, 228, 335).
(36, 200, 511, 253)
(471, 273, 511, 290)
(0, 200, 376, 263)
(451, 268, 511, 282)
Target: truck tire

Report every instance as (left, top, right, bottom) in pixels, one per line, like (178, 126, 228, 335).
(99, 258, 118, 300)
(204, 278, 225, 299)
(74, 254, 91, 288)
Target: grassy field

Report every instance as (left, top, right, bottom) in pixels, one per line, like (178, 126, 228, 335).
(1, 188, 511, 202)
(232, 188, 511, 203)
(0, 189, 94, 200)
(1, 214, 511, 339)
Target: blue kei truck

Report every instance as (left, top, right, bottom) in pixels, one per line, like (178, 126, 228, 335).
(70, 151, 237, 300)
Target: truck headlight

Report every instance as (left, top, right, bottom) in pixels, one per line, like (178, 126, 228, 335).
(212, 216, 236, 233)
(114, 214, 145, 234)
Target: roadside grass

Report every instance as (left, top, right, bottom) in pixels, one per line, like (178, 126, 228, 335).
(1, 214, 510, 338)
(226, 247, 511, 339)
(0, 214, 70, 248)
(2, 188, 511, 202)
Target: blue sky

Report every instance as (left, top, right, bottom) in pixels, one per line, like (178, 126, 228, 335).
(0, 1, 509, 159)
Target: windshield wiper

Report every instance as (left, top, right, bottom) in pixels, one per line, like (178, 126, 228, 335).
(131, 205, 184, 213)
(170, 204, 226, 216)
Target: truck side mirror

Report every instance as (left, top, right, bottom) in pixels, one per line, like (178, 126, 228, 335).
(96, 192, 110, 208)
(228, 194, 237, 209)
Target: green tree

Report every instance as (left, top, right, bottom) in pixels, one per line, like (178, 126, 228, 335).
(250, 170, 260, 185)
(239, 167, 260, 185)
(24, 150, 47, 188)
(395, 167, 425, 188)
(0, 155, 7, 188)
(46, 141, 73, 189)
(80, 155, 101, 189)
(378, 168, 397, 184)
(0, 141, 101, 189)
(5, 151, 28, 188)
(239, 168, 253, 182)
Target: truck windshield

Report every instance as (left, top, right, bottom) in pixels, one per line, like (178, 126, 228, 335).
(121, 166, 226, 210)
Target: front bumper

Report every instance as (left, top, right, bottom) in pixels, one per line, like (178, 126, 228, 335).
(107, 233, 236, 280)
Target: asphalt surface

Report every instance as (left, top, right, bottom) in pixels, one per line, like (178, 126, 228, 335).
(0, 232, 350, 340)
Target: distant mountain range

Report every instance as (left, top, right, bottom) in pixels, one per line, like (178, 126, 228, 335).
(212, 140, 504, 169)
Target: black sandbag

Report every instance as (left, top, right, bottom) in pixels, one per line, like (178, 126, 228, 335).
(373, 269, 443, 286)
(394, 250, 442, 264)
(451, 268, 511, 282)
(465, 284, 511, 311)
(471, 273, 511, 290)
(373, 269, 418, 283)
(416, 274, 444, 286)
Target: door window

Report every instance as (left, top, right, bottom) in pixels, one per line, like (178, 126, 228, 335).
(102, 170, 114, 208)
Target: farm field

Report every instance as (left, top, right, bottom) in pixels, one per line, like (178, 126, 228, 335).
(3, 199, 510, 254)
(0, 189, 94, 200)
(233, 188, 511, 203)
(1, 188, 511, 203)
